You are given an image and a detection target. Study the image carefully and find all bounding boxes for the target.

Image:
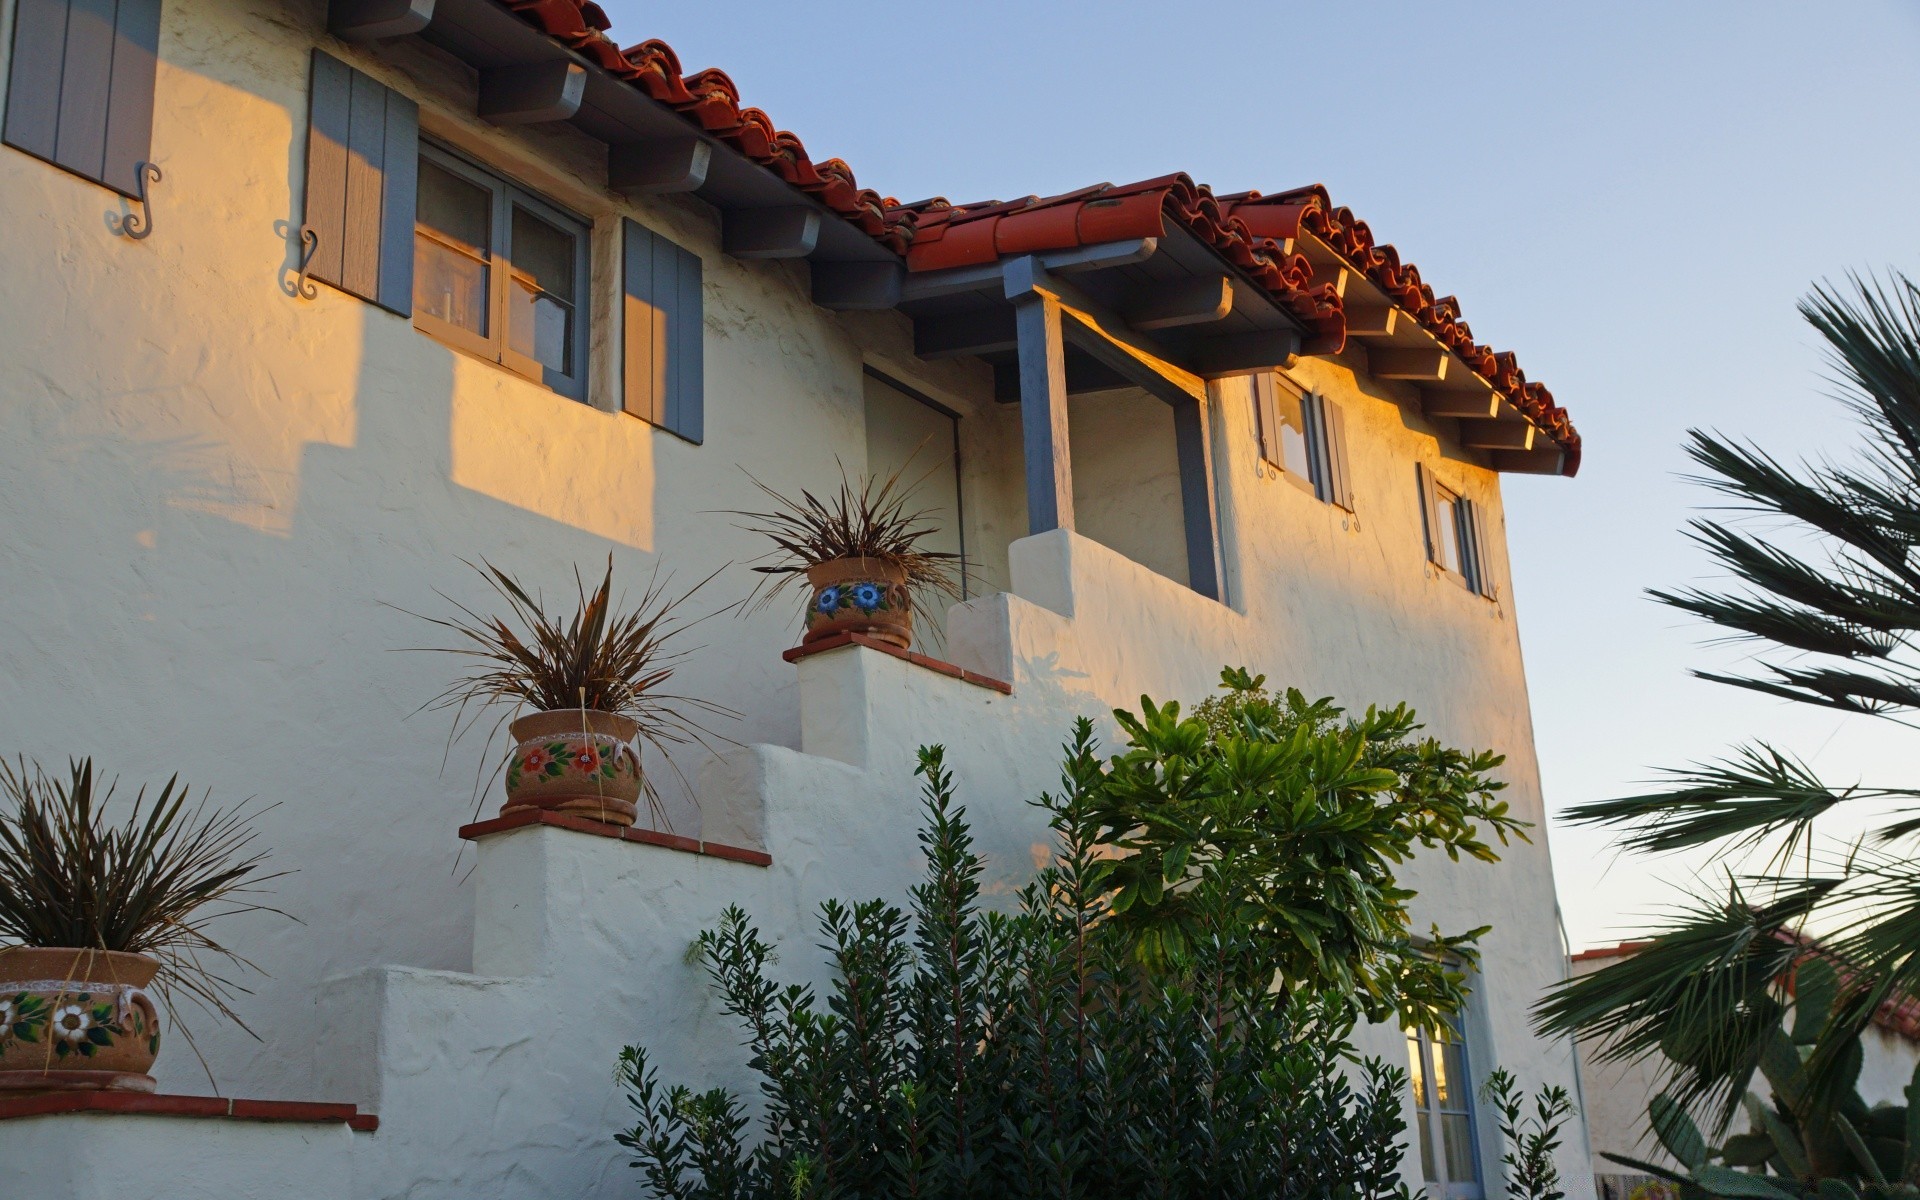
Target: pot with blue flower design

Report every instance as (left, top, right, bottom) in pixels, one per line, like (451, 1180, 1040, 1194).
(0, 946, 161, 1094)
(503, 708, 644, 827)
(804, 557, 913, 649)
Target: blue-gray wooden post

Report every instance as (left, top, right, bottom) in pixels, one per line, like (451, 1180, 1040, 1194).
(1013, 291, 1073, 534)
(1173, 393, 1222, 600)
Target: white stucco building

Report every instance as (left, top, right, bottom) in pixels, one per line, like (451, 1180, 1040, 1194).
(0, 0, 1594, 1195)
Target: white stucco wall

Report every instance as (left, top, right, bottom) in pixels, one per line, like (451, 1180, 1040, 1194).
(0, 0, 1590, 1195)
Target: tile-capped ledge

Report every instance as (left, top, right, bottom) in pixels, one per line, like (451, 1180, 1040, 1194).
(459, 807, 773, 867)
(0, 1091, 378, 1131)
(782, 632, 1013, 694)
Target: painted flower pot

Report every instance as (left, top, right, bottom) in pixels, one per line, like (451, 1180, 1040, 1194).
(504, 708, 643, 827)
(804, 557, 912, 649)
(0, 946, 161, 1094)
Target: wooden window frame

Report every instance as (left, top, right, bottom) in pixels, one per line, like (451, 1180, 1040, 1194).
(1418, 464, 1495, 598)
(413, 141, 591, 402)
(1254, 373, 1354, 512)
(1407, 1012, 1486, 1200)
(863, 365, 969, 600)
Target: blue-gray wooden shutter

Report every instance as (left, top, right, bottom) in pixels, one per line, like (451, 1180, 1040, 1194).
(303, 50, 416, 314)
(1320, 397, 1354, 511)
(1467, 499, 1497, 598)
(623, 218, 704, 443)
(1416, 462, 1441, 565)
(3, 0, 162, 197)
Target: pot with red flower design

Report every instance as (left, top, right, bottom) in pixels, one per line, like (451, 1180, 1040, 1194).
(503, 708, 643, 827)
(804, 557, 912, 650)
(0, 946, 161, 1094)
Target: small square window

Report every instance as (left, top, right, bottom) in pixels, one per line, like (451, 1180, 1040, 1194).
(1420, 466, 1494, 598)
(1253, 373, 1353, 510)
(412, 143, 590, 400)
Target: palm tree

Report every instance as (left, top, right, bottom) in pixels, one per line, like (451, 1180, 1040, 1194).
(1534, 272, 1920, 1130)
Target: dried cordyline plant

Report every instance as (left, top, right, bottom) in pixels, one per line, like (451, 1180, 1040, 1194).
(0, 757, 287, 1083)
(401, 557, 737, 820)
(728, 457, 965, 626)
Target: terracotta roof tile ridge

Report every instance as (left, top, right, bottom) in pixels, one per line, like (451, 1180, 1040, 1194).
(1220, 184, 1580, 473)
(486, 1, 1571, 472)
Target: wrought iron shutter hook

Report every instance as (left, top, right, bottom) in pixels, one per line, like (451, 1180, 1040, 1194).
(294, 225, 319, 299)
(120, 162, 161, 240)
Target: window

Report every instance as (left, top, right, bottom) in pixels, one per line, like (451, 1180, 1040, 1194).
(1253, 372, 1353, 510)
(413, 143, 590, 400)
(1419, 465, 1496, 598)
(1408, 1015, 1484, 1200)
(864, 369, 967, 650)
(4, 0, 162, 197)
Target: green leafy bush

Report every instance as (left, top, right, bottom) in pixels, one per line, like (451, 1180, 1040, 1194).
(617, 729, 1416, 1200)
(1101, 669, 1527, 1027)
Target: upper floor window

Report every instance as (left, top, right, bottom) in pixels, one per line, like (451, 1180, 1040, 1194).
(1253, 372, 1353, 511)
(4, 0, 162, 197)
(1408, 1014, 1484, 1200)
(414, 142, 590, 400)
(1418, 465, 1496, 598)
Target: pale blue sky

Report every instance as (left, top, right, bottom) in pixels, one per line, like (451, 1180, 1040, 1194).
(599, 0, 1920, 949)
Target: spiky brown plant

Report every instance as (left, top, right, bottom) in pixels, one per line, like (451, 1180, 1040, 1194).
(0, 758, 287, 1080)
(730, 459, 965, 624)
(405, 558, 736, 818)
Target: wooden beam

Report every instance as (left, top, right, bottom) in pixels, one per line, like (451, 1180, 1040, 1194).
(328, 0, 434, 39)
(1187, 330, 1301, 377)
(1369, 347, 1449, 381)
(914, 309, 1017, 359)
(1421, 389, 1500, 420)
(478, 61, 586, 124)
(722, 206, 821, 259)
(1015, 294, 1074, 534)
(1124, 275, 1233, 331)
(812, 261, 905, 311)
(1173, 397, 1222, 600)
(1461, 421, 1536, 451)
(1344, 303, 1398, 338)
(609, 137, 710, 195)
(900, 238, 1158, 303)
(1489, 446, 1566, 475)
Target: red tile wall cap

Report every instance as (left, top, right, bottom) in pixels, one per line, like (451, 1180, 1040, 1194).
(1220, 186, 1580, 476)
(0, 1091, 377, 1130)
(893, 175, 1345, 356)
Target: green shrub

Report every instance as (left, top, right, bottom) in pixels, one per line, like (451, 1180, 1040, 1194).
(618, 729, 1415, 1200)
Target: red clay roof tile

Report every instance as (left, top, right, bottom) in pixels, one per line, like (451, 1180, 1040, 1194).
(491, 0, 1577, 471)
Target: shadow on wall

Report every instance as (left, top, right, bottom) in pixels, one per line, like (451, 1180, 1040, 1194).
(0, 289, 773, 1096)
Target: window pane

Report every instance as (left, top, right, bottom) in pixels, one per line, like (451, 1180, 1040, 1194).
(508, 205, 575, 373)
(1407, 1033, 1428, 1106)
(1434, 1035, 1468, 1107)
(1436, 492, 1463, 574)
(1442, 1112, 1478, 1183)
(1273, 387, 1315, 481)
(1417, 1112, 1439, 1182)
(415, 160, 491, 336)
(418, 159, 490, 254)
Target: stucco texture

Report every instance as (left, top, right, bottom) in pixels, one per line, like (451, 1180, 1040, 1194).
(0, 0, 1588, 1196)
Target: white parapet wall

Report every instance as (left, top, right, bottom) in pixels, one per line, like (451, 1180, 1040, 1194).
(0, 529, 1590, 1199)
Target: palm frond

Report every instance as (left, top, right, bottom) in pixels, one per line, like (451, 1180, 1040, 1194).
(1562, 744, 1920, 859)
(1533, 880, 1830, 1130)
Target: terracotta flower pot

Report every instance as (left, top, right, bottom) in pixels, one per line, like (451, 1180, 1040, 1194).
(803, 557, 912, 650)
(0, 946, 161, 1094)
(504, 709, 643, 827)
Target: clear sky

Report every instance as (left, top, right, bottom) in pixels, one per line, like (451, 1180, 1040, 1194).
(599, 0, 1920, 950)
